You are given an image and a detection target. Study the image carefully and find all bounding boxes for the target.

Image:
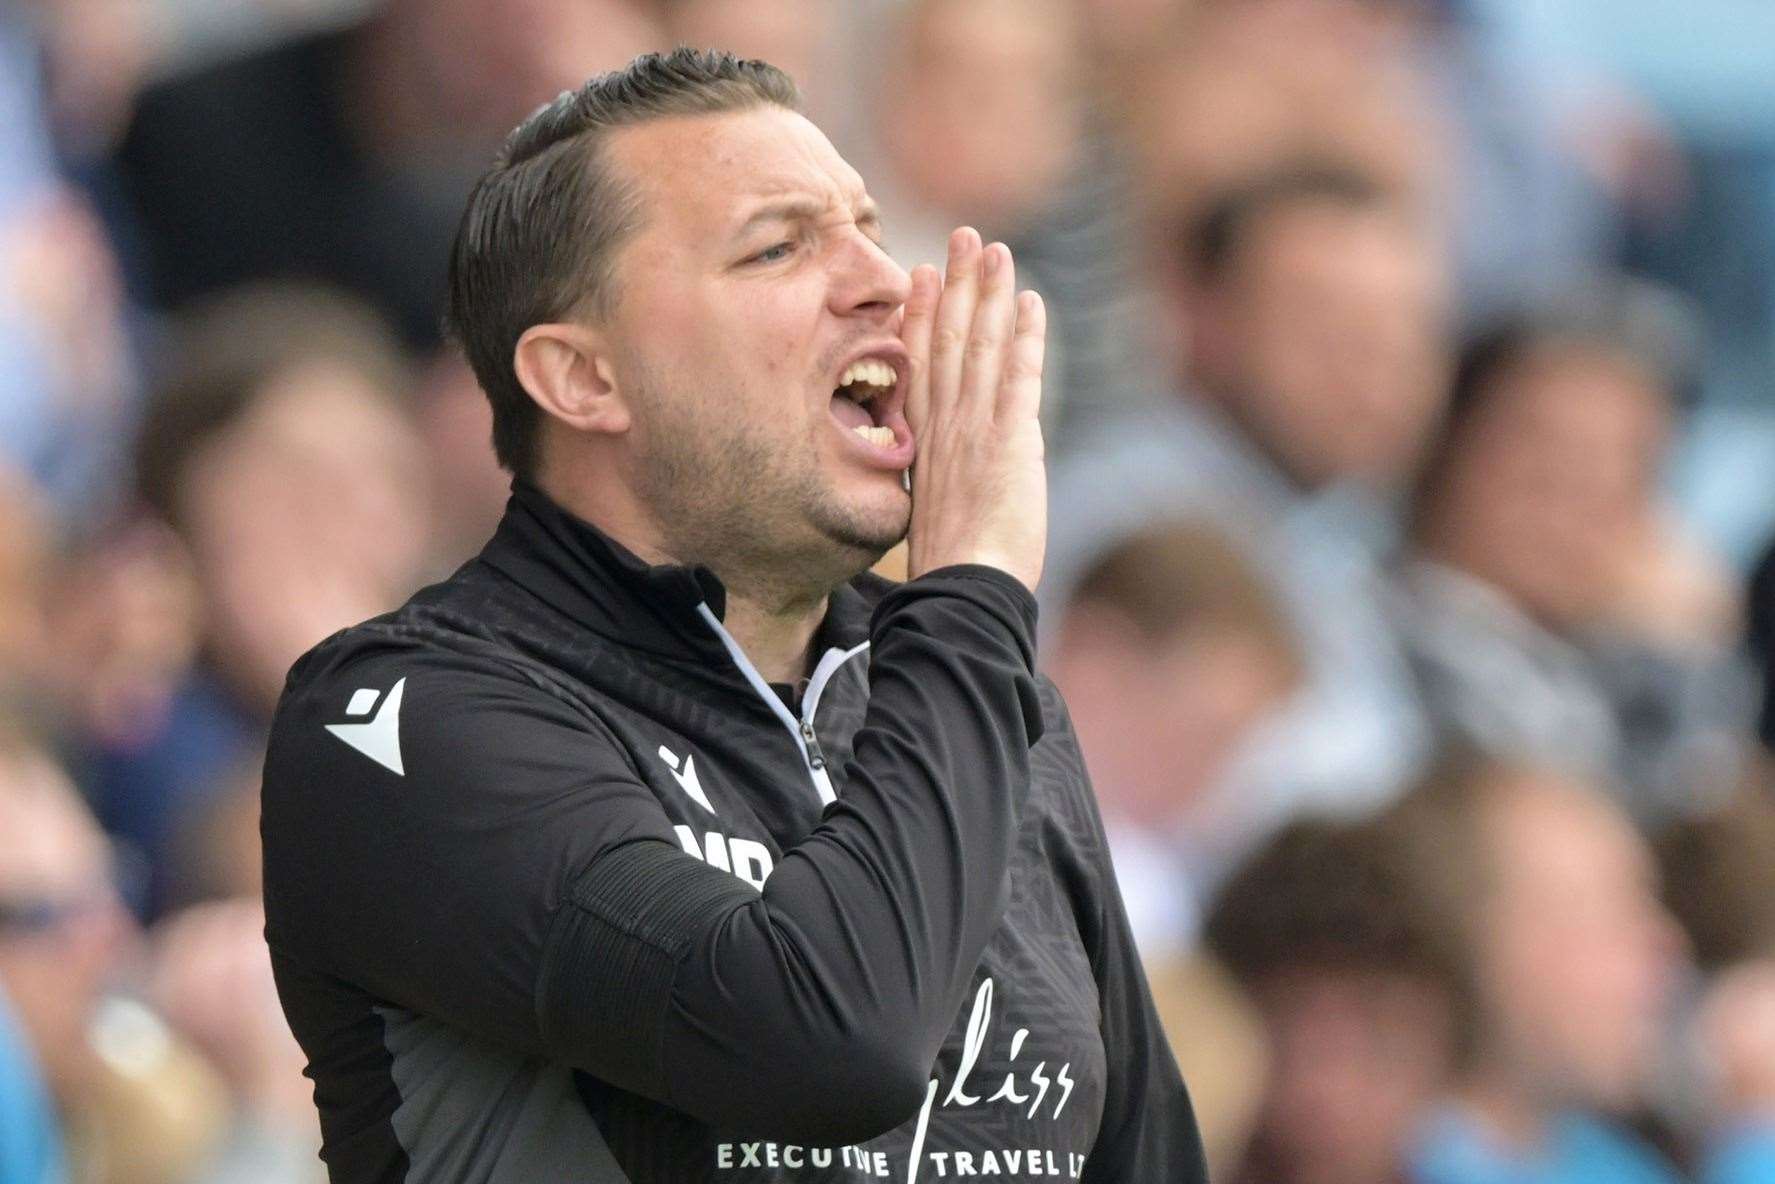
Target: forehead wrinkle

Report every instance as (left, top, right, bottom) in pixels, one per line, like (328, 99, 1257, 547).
(610, 109, 878, 254)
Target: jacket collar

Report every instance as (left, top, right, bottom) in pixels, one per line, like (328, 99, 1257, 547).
(476, 478, 886, 665)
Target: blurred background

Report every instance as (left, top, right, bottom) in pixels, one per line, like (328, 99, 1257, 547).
(3, 0, 1775, 1181)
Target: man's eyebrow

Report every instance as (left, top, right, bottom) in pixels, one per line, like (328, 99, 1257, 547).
(733, 196, 883, 238)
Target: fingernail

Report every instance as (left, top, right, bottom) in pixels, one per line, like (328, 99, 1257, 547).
(984, 246, 1000, 277)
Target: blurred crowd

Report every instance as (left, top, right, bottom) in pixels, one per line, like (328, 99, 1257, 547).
(3, 0, 1775, 1181)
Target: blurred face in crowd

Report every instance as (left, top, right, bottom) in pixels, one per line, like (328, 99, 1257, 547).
(1419, 345, 1669, 630)
(176, 361, 431, 711)
(0, 744, 132, 1096)
(379, 0, 662, 143)
(1189, 198, 1450, 490)
(1051, 615, 1297, 829)
(1473, 771, 1680, 1111)
(665, 0, 834, 109)
(1251, 966, 1458, 1184)
(579, 106, 915, 590)
(883, 0, 1082, 230)
(413, 354, 516, 567)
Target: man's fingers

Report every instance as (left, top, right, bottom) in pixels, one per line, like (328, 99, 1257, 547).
(998, 289, 1046, 425)
(928, 227, 981, 419)
(899, 263, 940, 430)
(961, 242, 1017, 413)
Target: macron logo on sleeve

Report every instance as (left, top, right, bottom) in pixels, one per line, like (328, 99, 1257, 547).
(657, 745, 715, 814)
(326, 678, 406, 776)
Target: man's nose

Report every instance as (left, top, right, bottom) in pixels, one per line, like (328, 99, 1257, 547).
(831, 235, 912, 318)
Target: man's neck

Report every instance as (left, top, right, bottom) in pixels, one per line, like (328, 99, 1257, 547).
(536, 467, 829, 685)
(719, 585, 829, 686)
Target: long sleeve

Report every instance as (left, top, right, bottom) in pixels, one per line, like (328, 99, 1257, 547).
(263, 565, 1043, 1147)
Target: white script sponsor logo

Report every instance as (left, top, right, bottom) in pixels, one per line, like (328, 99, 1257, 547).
(710, 976, 1086, 1180)
(905, 978, 1079, 1183)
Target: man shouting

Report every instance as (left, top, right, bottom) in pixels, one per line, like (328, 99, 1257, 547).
(262, 47, 1204, 1184)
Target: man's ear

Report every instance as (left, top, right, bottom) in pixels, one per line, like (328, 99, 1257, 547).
(513, 322, 631, 436)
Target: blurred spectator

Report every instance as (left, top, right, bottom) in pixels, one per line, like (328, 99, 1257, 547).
(0, 729, 69, 1184)
(1070, 0, 1181, 84)
(1396, 287, 1754, 822)
(0, 188, 138, 521)
(1121, 0, 1444, 253)
(76, 284, 432, 916)
(408, 352, 515, 571)
(1479, 0, 1775, 415)
(110, 0, 662, 347)
(1048, 163, 1450, 842)
(0, 720, 135, 1133)
(40, 518, 202, 772)
(145, 897, 323, 1183)
(162, 755, 264, 913)
(0, 716, 248, 1184)
(1121, 0, 1661, 332)
(846, 0, 1160, 443)
(1045, 517, 1302, 1177)
(1406, 0, 1674, 328)
(138, 752, 320, 1178)
(31, 0, 161, 157)
(1386, 756, 1686, 1184)
(1176, 166, 1450, 492)
(1655, 776, 1775, 1182)
(1145, 954, 1273, 1183)
(1205, 813, 1477, 1184)
(0, 467, 54, 698)
(657, 0, 839, 126)
(1046, 517, 1302, 958)
(1, 2, 139, 524)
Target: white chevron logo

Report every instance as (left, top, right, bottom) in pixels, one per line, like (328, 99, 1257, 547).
(326, 678, 406, 776)
(657, 745, 714, 814)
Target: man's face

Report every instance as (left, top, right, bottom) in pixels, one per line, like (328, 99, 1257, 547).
(1195, 200, 1449, 490)
(598, 107, 915, 587)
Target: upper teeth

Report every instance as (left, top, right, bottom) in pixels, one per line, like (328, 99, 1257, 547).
(839, 359, 898, 395)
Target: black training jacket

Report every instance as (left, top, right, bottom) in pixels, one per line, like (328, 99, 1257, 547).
(262, 479, 1206, 1183)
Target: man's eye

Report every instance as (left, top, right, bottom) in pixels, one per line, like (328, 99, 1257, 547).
(749, 242, 795, 264)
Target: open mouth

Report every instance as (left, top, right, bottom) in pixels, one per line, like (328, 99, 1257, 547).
(830, 358, 899, 446)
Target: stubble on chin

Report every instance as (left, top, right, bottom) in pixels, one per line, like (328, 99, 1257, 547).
(634, 409, 907, 594)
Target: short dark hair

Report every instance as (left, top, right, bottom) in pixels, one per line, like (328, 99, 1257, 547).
(445, 48, 802, 477)
(1205, 811, 1481, 1066)
(1181, 163, 1393, 285)
(1069, 518, 1302, 681)
(1206, 813, 1472, 989)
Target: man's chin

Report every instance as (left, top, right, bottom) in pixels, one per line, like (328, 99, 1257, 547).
(815, 491, 911, 568)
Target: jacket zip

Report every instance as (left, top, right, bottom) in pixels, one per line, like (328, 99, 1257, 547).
(695, 603, 869, 807)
